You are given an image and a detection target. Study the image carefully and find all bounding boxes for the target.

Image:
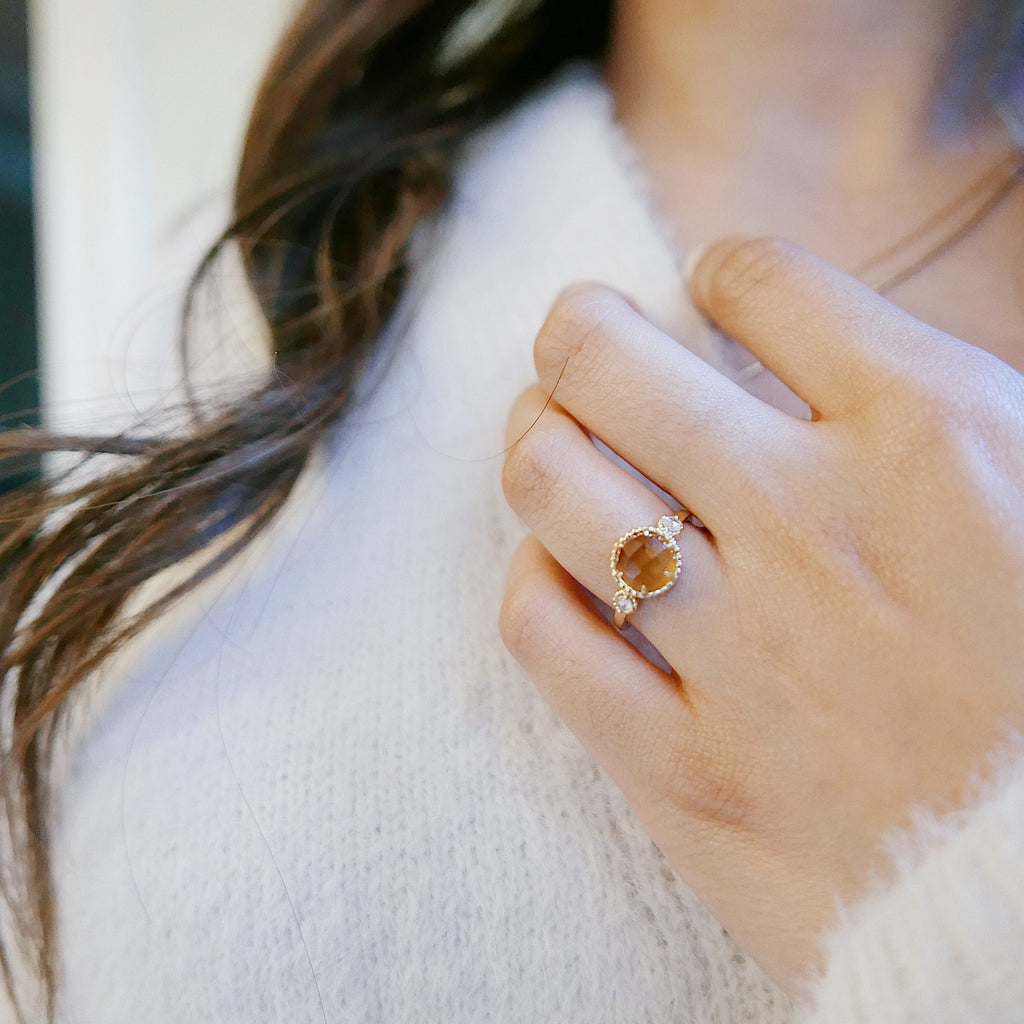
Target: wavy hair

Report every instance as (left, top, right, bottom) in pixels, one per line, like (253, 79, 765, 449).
(2, 0, 1024, 1019)
(0, 1, 610, 1017)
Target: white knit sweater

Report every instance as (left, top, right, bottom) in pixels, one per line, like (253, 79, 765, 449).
(20, 61, 1024, 1024)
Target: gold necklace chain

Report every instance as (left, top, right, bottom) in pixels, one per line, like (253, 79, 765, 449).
(855, 150, 1024, 294)
(736, 150, 1024, 383)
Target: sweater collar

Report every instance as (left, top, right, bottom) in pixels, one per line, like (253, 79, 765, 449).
(381, 60, 723, 459)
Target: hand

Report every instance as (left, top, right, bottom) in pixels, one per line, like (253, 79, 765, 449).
(499, 237, 1024, 995)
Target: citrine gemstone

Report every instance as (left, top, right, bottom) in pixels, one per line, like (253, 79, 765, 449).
(614, 530, 679, 595)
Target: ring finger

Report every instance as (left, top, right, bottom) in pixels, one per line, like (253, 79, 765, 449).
(502, 384, 724, 645)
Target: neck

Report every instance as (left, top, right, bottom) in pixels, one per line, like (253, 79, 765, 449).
(604, 0, 1012, 263)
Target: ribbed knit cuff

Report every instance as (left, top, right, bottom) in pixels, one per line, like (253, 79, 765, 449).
(797, 745, 1024, 1024)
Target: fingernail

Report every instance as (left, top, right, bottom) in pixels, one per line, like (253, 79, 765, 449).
(686, 236, 751, 311)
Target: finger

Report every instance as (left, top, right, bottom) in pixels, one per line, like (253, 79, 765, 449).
(503, 385, 723, 638)
(532, 283, 803, 533)
(687, 237, 953, 417)
(500, 534, 695, 799)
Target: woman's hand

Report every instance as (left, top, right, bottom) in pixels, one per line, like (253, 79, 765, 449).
(499, 237, 1024, 995)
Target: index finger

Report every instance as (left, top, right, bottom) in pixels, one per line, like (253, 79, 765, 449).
(532, 283, 802, 535)
(688, 237, 956, 418)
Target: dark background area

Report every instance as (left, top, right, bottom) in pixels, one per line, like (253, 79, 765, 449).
(0, 0, 38, 436)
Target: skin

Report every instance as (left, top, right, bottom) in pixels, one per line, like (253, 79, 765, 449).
(605, 0, 1024, 371)
(501, 0, 1024, 998)
(500, 239, 1024, 994)
(604, 0, 1010, 255)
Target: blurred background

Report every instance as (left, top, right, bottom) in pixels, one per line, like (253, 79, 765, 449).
(1, 0, 294, 454)
(1, 0, 35, 451)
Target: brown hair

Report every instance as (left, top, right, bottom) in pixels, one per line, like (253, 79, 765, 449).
(5, 0, 1024, 1018)
(0, 0, 610, 1018)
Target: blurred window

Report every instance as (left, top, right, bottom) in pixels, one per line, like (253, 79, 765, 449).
(0, 0, 39, 488)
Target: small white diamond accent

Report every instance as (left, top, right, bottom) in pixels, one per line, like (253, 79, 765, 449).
(657, 515, 683, 535)
(613, 591, 638, 614)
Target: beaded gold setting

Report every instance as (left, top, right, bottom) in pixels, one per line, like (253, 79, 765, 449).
(610, 513, 688, 629)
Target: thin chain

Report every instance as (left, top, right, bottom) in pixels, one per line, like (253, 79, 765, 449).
(856, 152, 1024, 293)
(735, 150, 1024, 383)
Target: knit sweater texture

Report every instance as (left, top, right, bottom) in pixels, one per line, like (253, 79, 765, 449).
(20, 60, 1024, 1023)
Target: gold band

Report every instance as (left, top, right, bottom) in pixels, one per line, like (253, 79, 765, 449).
(610, 510, 690, 629)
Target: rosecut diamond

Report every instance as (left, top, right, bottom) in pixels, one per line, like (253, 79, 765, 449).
(614, 529, 679, 595)
(657, 514, 683, 535)
(613, 590, 638, 615)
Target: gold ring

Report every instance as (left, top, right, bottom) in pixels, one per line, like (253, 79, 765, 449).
(610, 511, 690, 629)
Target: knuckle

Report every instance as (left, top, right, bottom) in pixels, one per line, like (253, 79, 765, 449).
(501, 425, 567, 517)
(498, 576, 551, 664)
(890, 361, 990, 449)
(870, 334, 1008, 431)
(534, 282, 626, 382)
(706, 237, 799, 320)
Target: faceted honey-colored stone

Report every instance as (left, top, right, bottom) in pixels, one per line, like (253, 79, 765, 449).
(614, 530, 678, 595)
